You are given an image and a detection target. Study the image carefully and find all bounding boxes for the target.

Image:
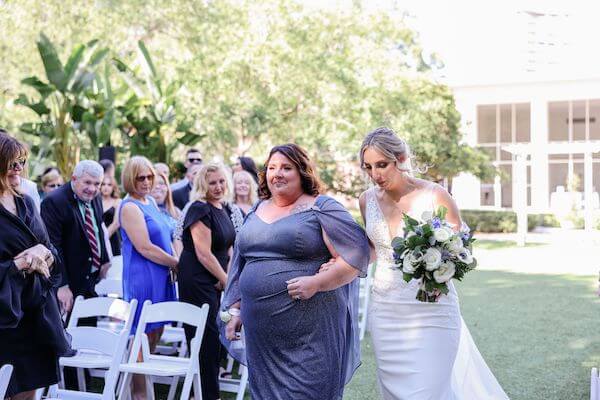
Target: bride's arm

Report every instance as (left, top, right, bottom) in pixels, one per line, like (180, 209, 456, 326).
(432, 185, 462, 231)
(358, 191, 376, 263)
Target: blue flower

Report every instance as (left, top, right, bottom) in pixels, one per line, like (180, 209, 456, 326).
(431, 217, 442, 229)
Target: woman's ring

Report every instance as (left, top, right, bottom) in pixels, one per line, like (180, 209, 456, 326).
(294, 295, 301, 301)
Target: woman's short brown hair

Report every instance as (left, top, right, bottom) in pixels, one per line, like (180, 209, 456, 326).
(258, 143, 322, 200)
(121, 156, 156, 195)
(0, 129, 29, 196)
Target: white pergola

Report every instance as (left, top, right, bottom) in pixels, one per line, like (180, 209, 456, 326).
(503, 141, 600, 246)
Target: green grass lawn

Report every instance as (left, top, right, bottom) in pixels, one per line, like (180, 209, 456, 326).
(96, 269, 600, 399)
(344, 270, 600, 400)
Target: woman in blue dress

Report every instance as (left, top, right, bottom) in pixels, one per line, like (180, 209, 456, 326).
(221, 144, 370, 400)
(119, 156, 178, 399)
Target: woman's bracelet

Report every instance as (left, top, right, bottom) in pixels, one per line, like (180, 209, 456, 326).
(220, 307, 241, 323)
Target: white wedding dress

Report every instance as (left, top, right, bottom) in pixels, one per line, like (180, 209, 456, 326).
(365, 186, 509, 400)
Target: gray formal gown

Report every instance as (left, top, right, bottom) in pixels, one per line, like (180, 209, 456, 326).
(221, 195, 369, 400)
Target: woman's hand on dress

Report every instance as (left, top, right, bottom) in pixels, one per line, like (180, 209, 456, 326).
(225, 315, 242, 341)
(286, 276, 319, 301)
(27, 256, 51, 279)
(13, 254, 32, 272)
(16, 244, 54, 268)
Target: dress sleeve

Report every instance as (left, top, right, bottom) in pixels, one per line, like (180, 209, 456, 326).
(314, 195, 369, 384)
(0, 260, 26, 328)
(313, 195, 370, 277)
(182, 202, 211, 232)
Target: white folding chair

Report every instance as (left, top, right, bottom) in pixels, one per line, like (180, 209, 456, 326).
(117, 300, 209, 400)
(52, 296, 137, 397)
(95, 278, 123, 299)
(359, 263, 374, 341)
(0, 364, 13, 400)
(106, 256, 123, 280)
(219, 355, 249, 400)
(591, 367, 600, 400)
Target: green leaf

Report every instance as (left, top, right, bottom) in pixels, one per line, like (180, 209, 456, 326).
(64, 44, 85, 83)
(436, 205, 448, 220)
(21, 76, 54, 98)
(37, 33, 67, 91)
(404, 213, 419, 226)
(402, 273, 413, 282)
(14, 94, 50, 116)
(137, 40, 158, 79)
(391, 236, 405, 250)
(89, 48, 109, 69)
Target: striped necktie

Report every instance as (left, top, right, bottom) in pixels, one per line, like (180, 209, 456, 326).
(83, 202, 101, 272)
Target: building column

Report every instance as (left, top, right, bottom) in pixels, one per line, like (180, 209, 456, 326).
(514, 153, 528, 246)
(530, 99, 549, 211)
(584, 151, 594, 231)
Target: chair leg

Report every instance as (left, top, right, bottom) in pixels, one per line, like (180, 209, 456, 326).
(236, 367, 249, 400)
(145, 375, 155, 400)
(59, 366, 66, 389)
(77, 368, 87, 392)
(118, 372, 132, 400)
(192, 373, 202, 400)
(180, 373, 193, 400)
(166, 376, 179, 400)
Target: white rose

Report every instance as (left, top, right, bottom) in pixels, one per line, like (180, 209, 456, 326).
(433, 227, 453, 243)
(447, 235, 464, 253)
(428, 236, 436, 245)
(423, 247, 442, 271)
(406, 231, 416, 238)
(433, 260, 456, 283)
(457, 248, 474, 264)
(421, 211, 433, 221)
(402, 254, 416, 274)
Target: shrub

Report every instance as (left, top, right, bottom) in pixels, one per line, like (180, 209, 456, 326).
(460, 210, 560, 233)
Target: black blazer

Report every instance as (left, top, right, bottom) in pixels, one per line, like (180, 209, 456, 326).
(172, 183, 192, 210)
(40, 183, 109, 296)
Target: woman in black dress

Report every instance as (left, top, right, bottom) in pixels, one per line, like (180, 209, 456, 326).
(0, 130, 71, 399)
(177, 162, 236, 400)
(101, 173, 121, 256)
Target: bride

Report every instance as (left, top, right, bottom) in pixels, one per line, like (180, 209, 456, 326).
(359, 127, 509, 400)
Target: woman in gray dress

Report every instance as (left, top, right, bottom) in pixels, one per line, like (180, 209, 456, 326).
(221, 143, 370, 400)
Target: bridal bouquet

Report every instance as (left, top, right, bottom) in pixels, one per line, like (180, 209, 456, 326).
(392, 206, 477, 303)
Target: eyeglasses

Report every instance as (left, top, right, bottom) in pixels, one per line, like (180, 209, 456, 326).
(135, 174, 154, 183)
(187, 158, 203, 164)
(46, 183, 61, 188)
(10, 158, 26, 171)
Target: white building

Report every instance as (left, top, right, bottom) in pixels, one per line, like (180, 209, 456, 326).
(406, 2, 600, 216)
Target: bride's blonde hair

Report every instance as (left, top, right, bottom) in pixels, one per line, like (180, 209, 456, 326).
(359, 127, 414, 174)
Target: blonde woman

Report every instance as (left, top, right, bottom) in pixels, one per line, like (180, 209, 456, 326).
(177, 162, 237, 400)
(232, 170, 258, 216)
(101, 174, 121, 256)
(40, 169, 63, 197)
(118, 156, 178, 400)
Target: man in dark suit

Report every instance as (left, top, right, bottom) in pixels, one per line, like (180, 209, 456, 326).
(172, 162, 202, 209)
(41, 160, 111, 314)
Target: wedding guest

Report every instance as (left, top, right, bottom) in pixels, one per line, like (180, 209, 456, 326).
(150, 171, 180, 237)
(119, 156, 178, 399)
(178, 162, 236, 400)
(232, 156, 259, 183)
(171, 148, 203, 191)
(222, 144, 369, 399)
(172, 163, 202, 209)
(154, 162, 170, 180)
(99, 159, 116, 178)
(0, 131, 71, 399)
(41, 160, 111, 312)
(101, 174, 122, 257)
(40, 169, 64, 198)
(232, 170, 257, 216)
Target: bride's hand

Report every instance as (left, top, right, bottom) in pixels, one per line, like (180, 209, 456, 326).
(318, 258, 335, 273)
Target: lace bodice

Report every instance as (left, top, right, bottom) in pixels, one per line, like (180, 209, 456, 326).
(365, 186, 435, 297)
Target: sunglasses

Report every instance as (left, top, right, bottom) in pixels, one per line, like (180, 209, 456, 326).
(135, 174, 154, 183)
(10, 158, 26, 170)
(187, 157, 203, 164)
(46, 183, 61, 189)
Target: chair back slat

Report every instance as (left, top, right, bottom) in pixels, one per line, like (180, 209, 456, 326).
(0, 364, 13, 400)
(139, 301, 208, 327)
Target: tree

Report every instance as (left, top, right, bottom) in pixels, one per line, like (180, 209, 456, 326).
(15, 33, 108, 178)
(113, 41, 203, 163)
